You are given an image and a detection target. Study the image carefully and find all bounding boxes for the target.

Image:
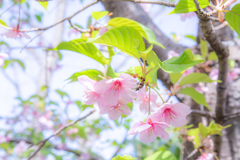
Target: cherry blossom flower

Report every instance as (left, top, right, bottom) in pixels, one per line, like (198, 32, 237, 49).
(183, 67, 194, 76)
(216, 0, 236, 22)
(167, 50, 179, 59)
(228, 68, 240, 82)
(197, 153, 214, 160)
(209, 69, 219, 81)
(96, 73, 137, 106)
(39, 116, 54, 129)
(136, 88, 158, 113)
(2, 28, 30, 39)
(149, 103, 191, 127)
(195, 86, 208, 93)
(99, 26, 108, 36)
(13, 141, 28, 154)
(78, 75, 102, 106)
(99, 99, 131, 120)
(66, 128, 79, 135)
(0, 53, 9, 67)
(0, 136, 9, 144)
(128, 117, 169, 143)
(170, 84, 181, 95)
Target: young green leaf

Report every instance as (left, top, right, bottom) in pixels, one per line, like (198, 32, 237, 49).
(229, 59, 235, 69)
(112, 155, 136, 160)
(91, 11, 109, 20)
(169, 0, 209, 14)
(179, 73, 221, 86)
(107, 65, 117, 78)
(200, 38, 208, 58)
(187, 128, 200, 148)
(86, 26, 145, 58)
(225, 4, 240, 36)
(160, 49, 204, 73)
(0, 19, 7, 27)
(170, 73, 183, 84)
(184, 35, 196, 42)
(55, 89, 69, 99)
(208, 51, 218, 60)
(67, 69, 104, 83)
(180, 87, 212, 111)
(144, 150, 177, 160)
(13, 59, 25, 70)
(52, 38, 108, 66)
(38, 1, 48, 10)
(108, 17, 165, 48)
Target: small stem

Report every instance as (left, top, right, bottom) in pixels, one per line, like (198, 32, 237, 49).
(137, 58, 144, 77)
(148, 86, 151, 115)
(145, 68, 153, 76)
(209, 149, 219, 160)
(150, 86, 166, 103)
(209, 4, 217, 8)
(220, 10, 231, 12)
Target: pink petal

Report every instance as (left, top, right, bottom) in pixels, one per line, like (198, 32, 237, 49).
(147, 112, 161, 122)
(95, 79, 110, 93)
(150, 90, 158, 102)
(120, 103, 131, 115)
(121, 90, 135, 102)
(152, 121, 170, 129)
(82, 91, 99, 105)
(139, 103, 148, 113)
(171, 116, 186, 127)
(224, 0, 236, 7)
(119, 73, 138, 89)
(101, 88, 120, 106)
(99, 105, 110, 114)
(78, 75, 96, 91)
(128, 122, 151, 135)
(108, 108, 121, 120)
(153, 125, 169, 140)
(99, 26, 108, 36)
(218, 12, 225, 23)
(172, 103, 191, 116)
(139, 129, 157, 143)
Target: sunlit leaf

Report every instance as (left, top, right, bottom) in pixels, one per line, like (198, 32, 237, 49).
(112, 155, 136, 160)
(67, 69, 104, 83)
(38, 1, 48, 10)
(92, 11, 109, 20)
(108, 17, 164, 48)
(144, 150, 177, 160)
(180, 87, 212, 111)
(208, 51, 218, 60)
(225, 4, 240, 36)
(200, 38, 208, 58)
(170, 72, 183, 84)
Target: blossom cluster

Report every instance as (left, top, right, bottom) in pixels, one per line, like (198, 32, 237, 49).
(78, 73, 191, 143)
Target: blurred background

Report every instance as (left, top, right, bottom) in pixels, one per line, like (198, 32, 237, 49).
(0, 0, 239, 160)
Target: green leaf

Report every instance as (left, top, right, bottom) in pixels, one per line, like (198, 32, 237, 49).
(144, 150, 177, 160)
(38, 1, 48, 10)
(35, 14, 42, 22)
(86, 26, 145, 58)
(180, 87, 212, 111)
(108, 17, 165, 48)
(208, 51, 218, 60)
(160, 49, 204, 73)
(0, 41, 9, 47)
(169, 0, 209, 14)
(179, 73, 221, 86)
(67, 69, 104, 83)
(187, 128, 200, 148)
(140, 44, 153, 61)
(200, 38, 208, 58)
(87, 16, 92, 28)
(198, 123, 210, 139)
(91, 30, 99, 38)
(13, 59, 25, 70)
(225, 4, 240, 36)
(2, 60, 10, 70)
(170, 73, 183, 84)
(57, 51, 63, 60)
(92, 11, 109, 20)
(184, 35, 196, 42)
(52, 38, 108, 66)
(0, 19, 7, 27)
(55, 89, 69, 99)
(107, 65, 117, 78)
(229, 59, 235, 69)
(112, 155, 136, 160)
(147, 51, 161, 68)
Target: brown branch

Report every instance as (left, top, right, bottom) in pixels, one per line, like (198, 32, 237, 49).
(9, 139, 81, 156)
(68, 19, 90, 33)
(0, 0, 99, 32)
(193, 0, 229, 157)
(103, 0, 177, 7)
(28, 110, 95, 160)
(191, 109, 215, 119)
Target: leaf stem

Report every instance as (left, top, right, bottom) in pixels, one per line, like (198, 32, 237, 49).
(137, 58, 145, 77)
(148, 86, 151, 115)
(150, 86, 166, 103)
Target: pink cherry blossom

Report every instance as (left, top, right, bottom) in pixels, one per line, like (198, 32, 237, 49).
(149, 103, 191, 127)
(168, 50, 179, 59)
(128, 117, 169, 143)
(96, 73, 137, 106)
(99, 99, 131, 120)
(195, 86, 208, 93)
(13, 141, 28, 154)
(66, 128, 79, 135)
(99, 26, 108, 36)
(183, 67, 194, 76)
(228, 68, 240, 82)
(197, 153, 214, 160)
(0, 136, 9, 144)
(209, 69, 219, 81)
(2, 28, 30, 39)
(0, 53, 9, 67)
(78, 75, 102, 106)
(39, 116, 54, 129)
(136, 88, 158, 113)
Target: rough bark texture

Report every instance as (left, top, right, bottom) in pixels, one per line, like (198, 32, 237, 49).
(101, 0, 186, 89)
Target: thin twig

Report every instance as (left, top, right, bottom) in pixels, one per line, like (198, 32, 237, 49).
(191, 109, 215, 119)
(0, 0, 99, 32)
(105, 0, 177, 7)
(20, 31, 44, 53)
(28, 110, 95, 160)
(0, 3, 16, 17)
(68, 19, 90, 33)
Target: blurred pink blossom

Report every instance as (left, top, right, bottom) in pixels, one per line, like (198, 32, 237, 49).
(66, 128, 79, 135)
(2, 28, 30, 39)
(197, 153, 214, 160)
(99, 26, 108, 36)
(195, 86, 208, 93)
(149, 103, 191, 127)
(128, 117, 169, 143)
(136, 88, 158, 113)
(13, 141, 28, 154)
(167, 50, 179, 59)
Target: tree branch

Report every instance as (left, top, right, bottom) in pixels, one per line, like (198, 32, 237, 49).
(0, 0, 99, 32)
(9, 139, 81, 156)
(28, 110, 95, 160)
(191, 109, 215, 119)
(193, 0, 229, 157)
(102, 0, 177, 7)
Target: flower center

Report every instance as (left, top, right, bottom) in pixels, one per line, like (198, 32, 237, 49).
(113, 80, 123, 91)
(164, 108, 177, 120)
(111, 103, 120, 111)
